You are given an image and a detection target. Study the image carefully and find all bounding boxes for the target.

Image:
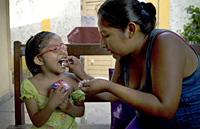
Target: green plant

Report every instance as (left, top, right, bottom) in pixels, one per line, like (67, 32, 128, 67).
(178, 5, 200, 44)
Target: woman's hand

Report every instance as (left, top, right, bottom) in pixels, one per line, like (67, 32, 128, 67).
(79, 79, 108, 94)
(48, 86, 68, 110)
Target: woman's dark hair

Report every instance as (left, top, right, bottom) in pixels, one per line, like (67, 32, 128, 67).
(25, 31, 56, 76)
(98, 0, 156, 34)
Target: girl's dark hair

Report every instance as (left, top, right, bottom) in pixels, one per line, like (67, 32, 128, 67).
(25, 31, 56, 76)
(98, 0, 156, 34)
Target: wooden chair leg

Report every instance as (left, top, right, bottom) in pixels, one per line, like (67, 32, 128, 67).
(14, 41, 25, 125)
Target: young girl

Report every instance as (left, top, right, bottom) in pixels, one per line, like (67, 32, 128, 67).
(20, 31, 85, 129)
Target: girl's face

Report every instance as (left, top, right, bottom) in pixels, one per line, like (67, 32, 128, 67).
(98, 16, 131, 59)
(40, 35, 68, 74)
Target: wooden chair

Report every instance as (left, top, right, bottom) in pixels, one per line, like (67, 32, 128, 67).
(11, 41, 111, 128)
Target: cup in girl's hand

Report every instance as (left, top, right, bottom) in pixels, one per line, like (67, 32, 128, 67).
(51, 79, 70, 91)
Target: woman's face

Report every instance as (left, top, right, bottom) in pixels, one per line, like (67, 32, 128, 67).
(98, 16, 130, 59)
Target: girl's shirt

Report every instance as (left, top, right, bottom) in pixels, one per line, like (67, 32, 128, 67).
(20, 79, 85, 129)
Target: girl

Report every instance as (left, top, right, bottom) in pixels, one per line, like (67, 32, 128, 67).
(20, 31, 85, 129)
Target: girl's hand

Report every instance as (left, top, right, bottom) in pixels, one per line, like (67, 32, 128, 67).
(58, 97, 71, 111)
(65, 56, 84, 71)
(80, 79, 108, 94)
(65, 56, 86, 78)
(48, 86, 68, 110)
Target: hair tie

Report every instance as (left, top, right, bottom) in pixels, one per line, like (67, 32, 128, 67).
(141, 9, 149, 17)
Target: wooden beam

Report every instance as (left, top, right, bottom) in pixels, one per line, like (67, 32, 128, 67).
(14, 41, 25, 125)
(20, 44, 111, 56)
(66, 44, 111, 56)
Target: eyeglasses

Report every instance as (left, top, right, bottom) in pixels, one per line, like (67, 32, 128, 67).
(36, 43, 67, 57)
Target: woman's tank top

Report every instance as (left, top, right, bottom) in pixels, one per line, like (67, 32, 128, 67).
(110, 54, 136, 129)
(133, 29, 200, 128)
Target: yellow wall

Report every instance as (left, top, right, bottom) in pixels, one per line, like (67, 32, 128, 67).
(158, 0, 170, 29)
(0, 0, 13, 100)
(146, 0, 170, 29)
(81, 0, 105, 15)
(84, 55, 115, 79)
(41, 18, 51, 32)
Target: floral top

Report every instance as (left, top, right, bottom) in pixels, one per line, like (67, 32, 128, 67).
(20, 79, 85, 129)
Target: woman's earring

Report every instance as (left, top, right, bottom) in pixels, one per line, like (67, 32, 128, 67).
(129, 27, 135, 38)
(129, 31, 133, 38)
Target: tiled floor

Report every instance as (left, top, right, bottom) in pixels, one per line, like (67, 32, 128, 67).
(0, 97, 17, 129)
(0, 96, 111, 129)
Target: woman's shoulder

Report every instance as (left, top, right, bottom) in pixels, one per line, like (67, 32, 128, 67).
(151, 31, 187, 53)
(153, 30, 183, 45)
(149, 30, 189, 65)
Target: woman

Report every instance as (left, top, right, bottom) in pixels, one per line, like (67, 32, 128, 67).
(66, 0, 200, 128)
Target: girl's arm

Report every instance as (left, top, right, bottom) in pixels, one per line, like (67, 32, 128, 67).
(58, 94, 85, 117)
(24, 86, 68, 127)
(24, 98, 54, 127)
(66, 56, 94, 80)
(58, 75, 85, 117)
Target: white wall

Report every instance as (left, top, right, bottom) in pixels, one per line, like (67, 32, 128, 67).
(170, 0, 200, 33)
(51, 0, 81, 44)
(10, 0, 81, 55)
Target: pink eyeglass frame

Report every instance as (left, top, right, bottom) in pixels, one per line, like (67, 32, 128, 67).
(36, 43, 67, 57)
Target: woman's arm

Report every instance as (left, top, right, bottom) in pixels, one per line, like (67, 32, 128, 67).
(66, 56, 120, 102)
(81, 33, 196, 120)
(109, 33, 188, 119)
(95, 59, 121, 102)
